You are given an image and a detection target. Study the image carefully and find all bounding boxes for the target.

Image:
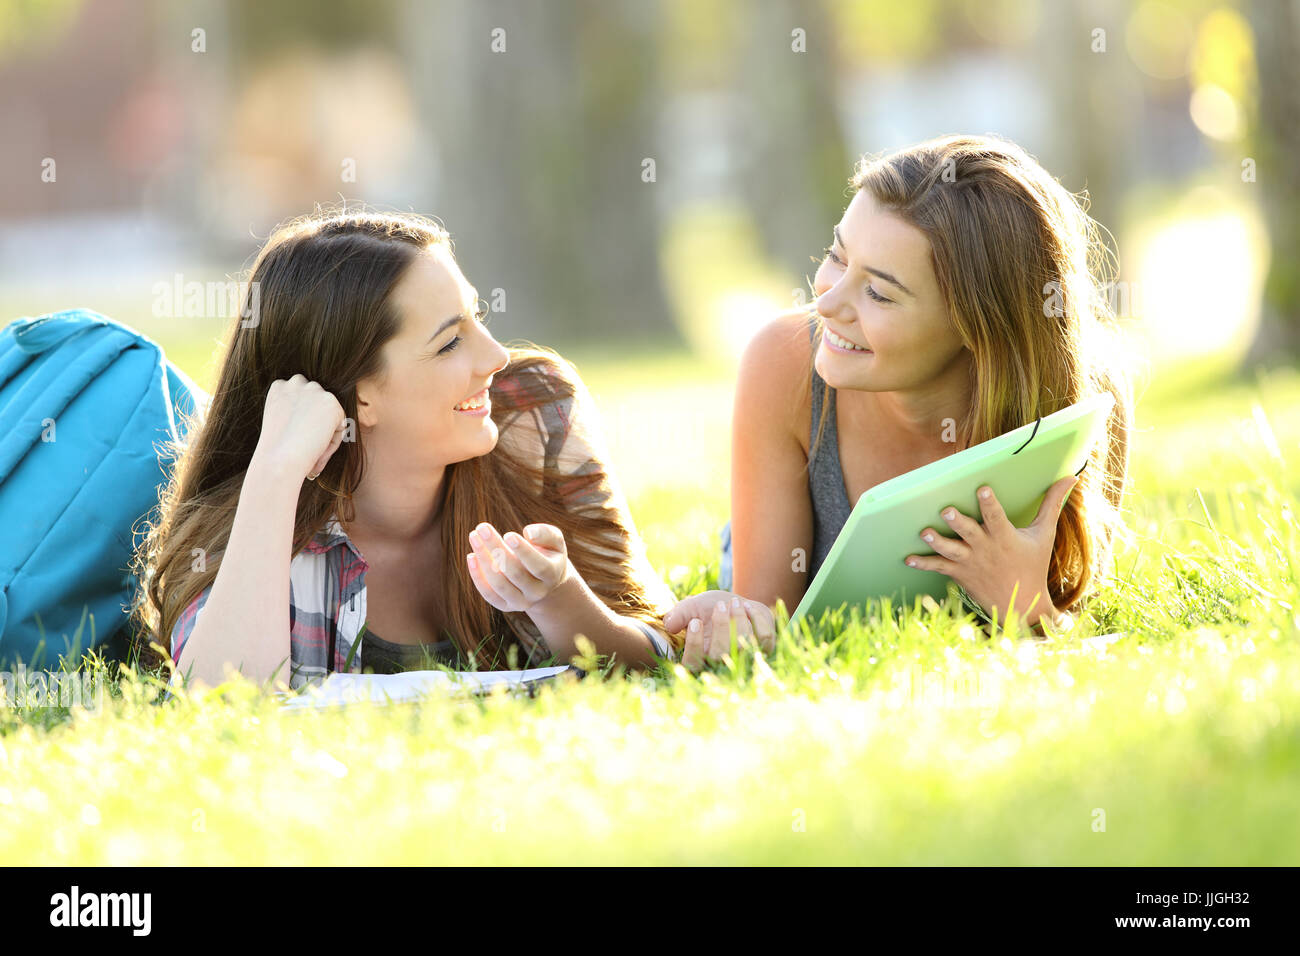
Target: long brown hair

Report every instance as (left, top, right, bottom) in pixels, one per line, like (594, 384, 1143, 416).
(129, 208, 673, 673)
(809, 134, 1135, 614)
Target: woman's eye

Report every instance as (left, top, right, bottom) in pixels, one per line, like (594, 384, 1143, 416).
(438, 336, 462, 355)
(866, 285, 891, 304)
(822, 245, 845, 267)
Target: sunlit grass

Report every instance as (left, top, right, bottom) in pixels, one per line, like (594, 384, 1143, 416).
(2, 341, 1297, 864)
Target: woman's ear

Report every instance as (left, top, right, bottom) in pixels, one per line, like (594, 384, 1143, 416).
(354, 381, 379, 429)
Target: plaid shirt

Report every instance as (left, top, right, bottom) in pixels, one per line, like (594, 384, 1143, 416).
(168, 361, 675, 690)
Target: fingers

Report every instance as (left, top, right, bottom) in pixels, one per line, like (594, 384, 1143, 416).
(469, 522, 568, 606)
(727, 596, 755, 647)
(712, 598, 759, 665)
(468, 528, 528, 606)
(681, 619, 708, 672)
(480, 522, 566, 593)
(465, 551, 504, 606)
(665, 590, 774, 650)
(310, 421, 347, 477)
(976, 485, 1011, 535)
(665, 592, 778, 664)
(668, 595, 720, 634)
(904, 550, 957, 577)
(1059, 475, 1080, 511)
(917, 523, 971, 562)
(494, 542, 546, 598)
(937, 504, 983, 545)
(682, 603, 722, 671)
(664, 592, 715, 634)
(708, 599, 761, 662)
(502, 529, 553, 579)
(664, 593, 711, 634)
(745, 600, 776, 653)
(473, 522, 508, 554)
(522, 523, 565, 555)
(708, 600, 733, 659)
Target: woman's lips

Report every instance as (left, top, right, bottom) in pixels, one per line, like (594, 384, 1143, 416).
(453, 388, 490, 415)
(823, 329, 873, 354)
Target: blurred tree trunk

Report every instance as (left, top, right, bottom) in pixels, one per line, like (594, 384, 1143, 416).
(734, 0, 850, 280)
(1243, 0, 1300, 367)
(1038, 0, 1121, 248)
(400, 0, 677, 345)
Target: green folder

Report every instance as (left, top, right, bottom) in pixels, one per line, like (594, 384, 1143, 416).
(790, 391, 1115, 624)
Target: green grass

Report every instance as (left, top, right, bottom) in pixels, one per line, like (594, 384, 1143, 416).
(1, 342, 1298, 865)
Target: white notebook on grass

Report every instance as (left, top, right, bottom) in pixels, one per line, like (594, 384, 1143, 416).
(277, 665, 572, 710)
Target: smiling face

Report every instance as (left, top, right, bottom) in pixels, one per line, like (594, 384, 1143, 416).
(812, 189, 970, 393)
(355, 245, 510, 466)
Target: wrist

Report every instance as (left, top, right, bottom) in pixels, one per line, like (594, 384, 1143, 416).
(248, 449, 308, 487)
(526, 558, 585, 620)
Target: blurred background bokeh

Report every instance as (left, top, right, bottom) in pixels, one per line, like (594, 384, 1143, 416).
(2, 0, 1297, 566)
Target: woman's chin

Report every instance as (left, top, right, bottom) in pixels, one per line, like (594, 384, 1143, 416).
(443, 419, 499, 464)
(472, 420, 500, 456)
(815, 349, 871, 391)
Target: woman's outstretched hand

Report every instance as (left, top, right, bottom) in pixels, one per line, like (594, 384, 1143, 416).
(663, 590, 776, 671)
(466, 521, 574, 614)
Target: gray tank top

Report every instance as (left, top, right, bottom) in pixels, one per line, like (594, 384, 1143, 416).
(807, 316, 854, 581)
(360, 625, 459, 674)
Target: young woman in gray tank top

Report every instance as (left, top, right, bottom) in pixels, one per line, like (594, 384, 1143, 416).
(663, 135, 1135, 671)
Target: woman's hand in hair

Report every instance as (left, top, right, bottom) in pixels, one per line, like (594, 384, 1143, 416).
(253, 374, 349, 482)
(466, 522, 574, 614)
(663, 591, 776, 671)
(903, 476, 1079, 632)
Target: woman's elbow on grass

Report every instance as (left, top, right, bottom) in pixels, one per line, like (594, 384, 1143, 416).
(174, 616, 291, 691)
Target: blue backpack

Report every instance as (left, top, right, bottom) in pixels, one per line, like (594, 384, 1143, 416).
(0, 308, 206, 669)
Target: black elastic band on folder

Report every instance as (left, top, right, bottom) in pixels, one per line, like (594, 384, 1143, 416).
(1011, 415, 1041, 455)
(1010, 413, 1090, 478)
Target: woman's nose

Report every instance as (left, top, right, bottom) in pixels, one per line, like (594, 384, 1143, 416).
(482, 330, 509, 375)
(816, 283, 848, 321)
(812, 266, 833, 298)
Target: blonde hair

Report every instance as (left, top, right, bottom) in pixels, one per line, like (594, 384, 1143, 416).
(811, 134, 1135, 613)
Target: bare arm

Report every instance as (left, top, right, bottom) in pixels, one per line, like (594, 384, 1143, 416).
(526, 561, 666, 670)
(731, 313, 818, 614)
(173, 375, 348, 690)
(174, 457, 300, 689)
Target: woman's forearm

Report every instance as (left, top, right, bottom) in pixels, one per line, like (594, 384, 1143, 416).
(175, 456, 300, 688)
(525, 564, 663, 671)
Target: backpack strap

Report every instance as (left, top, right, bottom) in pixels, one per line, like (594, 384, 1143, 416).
(0, 319, 132, 486)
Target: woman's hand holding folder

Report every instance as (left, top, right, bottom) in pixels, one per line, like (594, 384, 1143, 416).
(903, 476, 1079, 632)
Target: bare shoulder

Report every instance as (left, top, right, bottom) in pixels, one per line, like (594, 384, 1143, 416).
(739, 309, 815, 377)
(736, 309, 816, 442)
